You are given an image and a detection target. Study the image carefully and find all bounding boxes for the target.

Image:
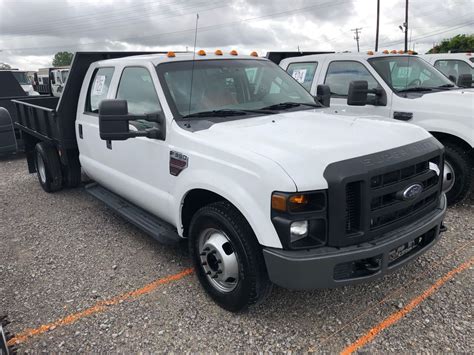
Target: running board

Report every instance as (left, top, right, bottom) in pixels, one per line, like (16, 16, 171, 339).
(85, 183, 180, 245)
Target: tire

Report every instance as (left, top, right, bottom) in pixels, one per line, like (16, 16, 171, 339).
(444, 144, 472, 206)
(189, 201, 272, 312)
(34, 142, 63, 193)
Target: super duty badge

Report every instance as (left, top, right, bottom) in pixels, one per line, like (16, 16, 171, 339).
(170, 151, 188, 176)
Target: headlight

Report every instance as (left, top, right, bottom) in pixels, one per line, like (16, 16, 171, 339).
(271, 191, 327, 249)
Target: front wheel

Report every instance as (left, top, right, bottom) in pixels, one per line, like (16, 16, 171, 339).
(189, 201, 272, 312)
(444, 144, 472, 205)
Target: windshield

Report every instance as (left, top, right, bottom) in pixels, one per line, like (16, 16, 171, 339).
(433, 59, 474, 82)
(157, 59, 317, 119)
(12, 72, 31, 85)
(369, 56, 454, 92)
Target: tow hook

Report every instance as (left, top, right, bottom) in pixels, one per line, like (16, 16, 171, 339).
(358, 257, 382, 272)
(440, 223, 448, 233)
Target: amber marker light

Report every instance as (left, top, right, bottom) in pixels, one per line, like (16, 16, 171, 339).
(215, 49, 223, 55)
(271, 194, 287, 212)
(230, 49, 238, 55)
(197, 50, 206, 56)
(167, 51, 176, 58)
(250, 51, 258, 57)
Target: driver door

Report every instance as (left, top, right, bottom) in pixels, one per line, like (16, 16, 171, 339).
(323, 60, 391, 118)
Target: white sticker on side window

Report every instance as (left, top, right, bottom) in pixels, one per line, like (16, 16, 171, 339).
(291, 69, 307, 83)
(92, 75, 106, 96)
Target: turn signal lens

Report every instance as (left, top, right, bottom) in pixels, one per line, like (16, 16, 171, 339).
(167, 51, 176, 58)
(197, 49, 206, 56)
(230, 49, 238, 55)
(250, 51, 258, 57)
(215, 49, 223, 55)
(271, 194, 287, 212)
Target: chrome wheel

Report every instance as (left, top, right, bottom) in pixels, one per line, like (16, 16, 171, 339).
(36, 151, 46, 183)
(443, 161, 455, 193)
(198, 228, 239, 293)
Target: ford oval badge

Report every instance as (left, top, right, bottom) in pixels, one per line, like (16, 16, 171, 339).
(402, 183, 424, 200)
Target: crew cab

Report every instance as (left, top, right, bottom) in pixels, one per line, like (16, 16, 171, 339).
(420, 53, 474, 87)
(279, 52, 474, 205)
(10, 51, 447, 311)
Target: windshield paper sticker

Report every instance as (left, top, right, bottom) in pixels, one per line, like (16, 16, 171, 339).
(292, 69, 307, 83)
(92, 75, 106, 96)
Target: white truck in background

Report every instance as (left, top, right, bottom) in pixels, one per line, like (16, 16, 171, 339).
(279, 52, 474, 205)
(0, 70, 40, 96)
(50, 68, 70, 97)
(420, 53, 474, 88)
(9, 51, 447, 311)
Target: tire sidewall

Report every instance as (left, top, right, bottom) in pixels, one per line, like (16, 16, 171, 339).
(35, 145, 52, 192)
(189, 208, 256, 312)
(444, 146, 471, 205)
(34, 143, 62, 193)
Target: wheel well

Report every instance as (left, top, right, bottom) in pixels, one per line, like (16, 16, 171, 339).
(181, 189, 226, 238)
(430, 132, 473, 160)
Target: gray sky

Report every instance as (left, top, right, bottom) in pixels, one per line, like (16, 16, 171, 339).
(1, 0, 473, 70)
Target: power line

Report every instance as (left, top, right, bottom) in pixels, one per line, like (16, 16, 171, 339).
(2, 0, 356, 52)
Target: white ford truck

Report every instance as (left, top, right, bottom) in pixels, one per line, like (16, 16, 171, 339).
(279, 52, 474, 205)
(10, 51, 447, 311)
(420, 53, 474, 87)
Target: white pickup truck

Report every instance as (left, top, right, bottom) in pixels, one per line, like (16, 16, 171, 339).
(420, 53, 474, 87)
(10, 51, 447, 311)
(279, 52, 474, 205)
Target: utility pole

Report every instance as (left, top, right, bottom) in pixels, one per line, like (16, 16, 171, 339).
(375, 0, 380, 52)
(404, 0, 409, 52)
(351, 28, 362, 52)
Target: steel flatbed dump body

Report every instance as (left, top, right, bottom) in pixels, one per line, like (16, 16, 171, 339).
(13, 52, 163, 181)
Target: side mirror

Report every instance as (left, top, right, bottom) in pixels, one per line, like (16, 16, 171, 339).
(457, 74, 473, 88)
(98, 99, 165, 141)
(347, 81, 369, 106)
(316, 84, 331, 107)
(347, 80, 387, 106)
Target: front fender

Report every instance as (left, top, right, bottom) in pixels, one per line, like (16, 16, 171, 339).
(172, 168, 288, 249)
(418, 118, 474, 148)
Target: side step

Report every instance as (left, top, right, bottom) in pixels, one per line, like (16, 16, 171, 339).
(85, 183, 180, 245)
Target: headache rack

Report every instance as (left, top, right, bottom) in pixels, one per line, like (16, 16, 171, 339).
(324, 138, 444, 248)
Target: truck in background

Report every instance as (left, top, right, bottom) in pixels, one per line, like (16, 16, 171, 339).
(9, 51, 447, 311)
(420, 53, 474, 88)
(50, 68, 70, 97)
(0, 69, 39, 96)
(278, 52, 473, 205)
(33, 66, 70, 95)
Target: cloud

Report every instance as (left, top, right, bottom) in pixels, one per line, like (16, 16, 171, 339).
(0, 0, 472, 70)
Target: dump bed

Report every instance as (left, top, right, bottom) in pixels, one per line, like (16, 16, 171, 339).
(14, 51, 164, 150)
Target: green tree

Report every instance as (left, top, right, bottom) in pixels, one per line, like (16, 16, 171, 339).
(52, 51, 74, 67)
(428, 34, 474, 53)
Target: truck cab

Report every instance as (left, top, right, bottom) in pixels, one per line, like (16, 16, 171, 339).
(420, 53, 474, 87)
(12, 51, 447, 311)
(50, 68, 70, 97)
(279, 53, 474, 205)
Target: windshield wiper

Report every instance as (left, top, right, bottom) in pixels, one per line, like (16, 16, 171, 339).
(397, 87, 433, 93)
(260, 102, 321, 111)
(437, 84, 455, 88)
(182, 109, 274, 119)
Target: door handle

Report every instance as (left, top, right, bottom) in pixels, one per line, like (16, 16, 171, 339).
(78, 124, 83, 139)
(393, 111, 413, 121)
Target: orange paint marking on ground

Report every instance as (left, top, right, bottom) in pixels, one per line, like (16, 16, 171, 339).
(8, 268, 194, 346)
(340, 257, 474, 355)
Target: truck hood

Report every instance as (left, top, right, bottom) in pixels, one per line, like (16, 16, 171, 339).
(195, 110, 432, 191)
(411, 88, 474, 109)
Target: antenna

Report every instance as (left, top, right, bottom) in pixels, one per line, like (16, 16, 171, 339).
(187, 13, 199, 116)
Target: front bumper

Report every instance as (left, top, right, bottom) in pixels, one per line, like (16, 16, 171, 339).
(263, 194, 446, 289)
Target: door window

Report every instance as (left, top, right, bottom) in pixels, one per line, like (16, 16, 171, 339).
(116, 67, 162, 115)
(86, 67, 114, 113)
(286, 62, 318, 91)
(433, 60, 473, 82)
(325, 61, 379, 96)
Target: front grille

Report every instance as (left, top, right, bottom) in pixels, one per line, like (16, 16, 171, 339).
(368, 157, 440, 230)
(325, 138, 444, 248)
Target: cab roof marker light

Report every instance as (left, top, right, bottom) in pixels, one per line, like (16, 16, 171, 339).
(166, 51, 176, 58)
(214, 49, 223, 55)
(383, 50, 389, 54)
(398, 50, 405, 54)
(230, 49, 238, 56)
(390, 50, 397, 54)
(250, 51, 258, 57)
(197, 50, 206, 56)
(367, 51, 374, 55)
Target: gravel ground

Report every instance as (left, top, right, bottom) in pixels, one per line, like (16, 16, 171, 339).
(1, 155, 473, 353)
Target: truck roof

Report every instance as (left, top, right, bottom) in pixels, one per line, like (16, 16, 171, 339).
(279, 52, 420, 65)
(419, 53, 474, 63)
(95, 52, 268, 66)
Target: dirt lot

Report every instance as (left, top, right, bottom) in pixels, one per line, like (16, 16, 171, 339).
(1, 155, 473, 353)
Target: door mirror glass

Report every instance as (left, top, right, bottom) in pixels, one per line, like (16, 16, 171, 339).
(99, 99, 166, 141)
(457, 73, 473, 88)
(347, 81, 369, 105)
(316, 84, 331, 107)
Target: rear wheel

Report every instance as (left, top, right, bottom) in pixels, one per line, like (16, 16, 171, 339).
(34, 142, 63, 193)
(444, 144, 472, 205)
(189, 201, 272, 312)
